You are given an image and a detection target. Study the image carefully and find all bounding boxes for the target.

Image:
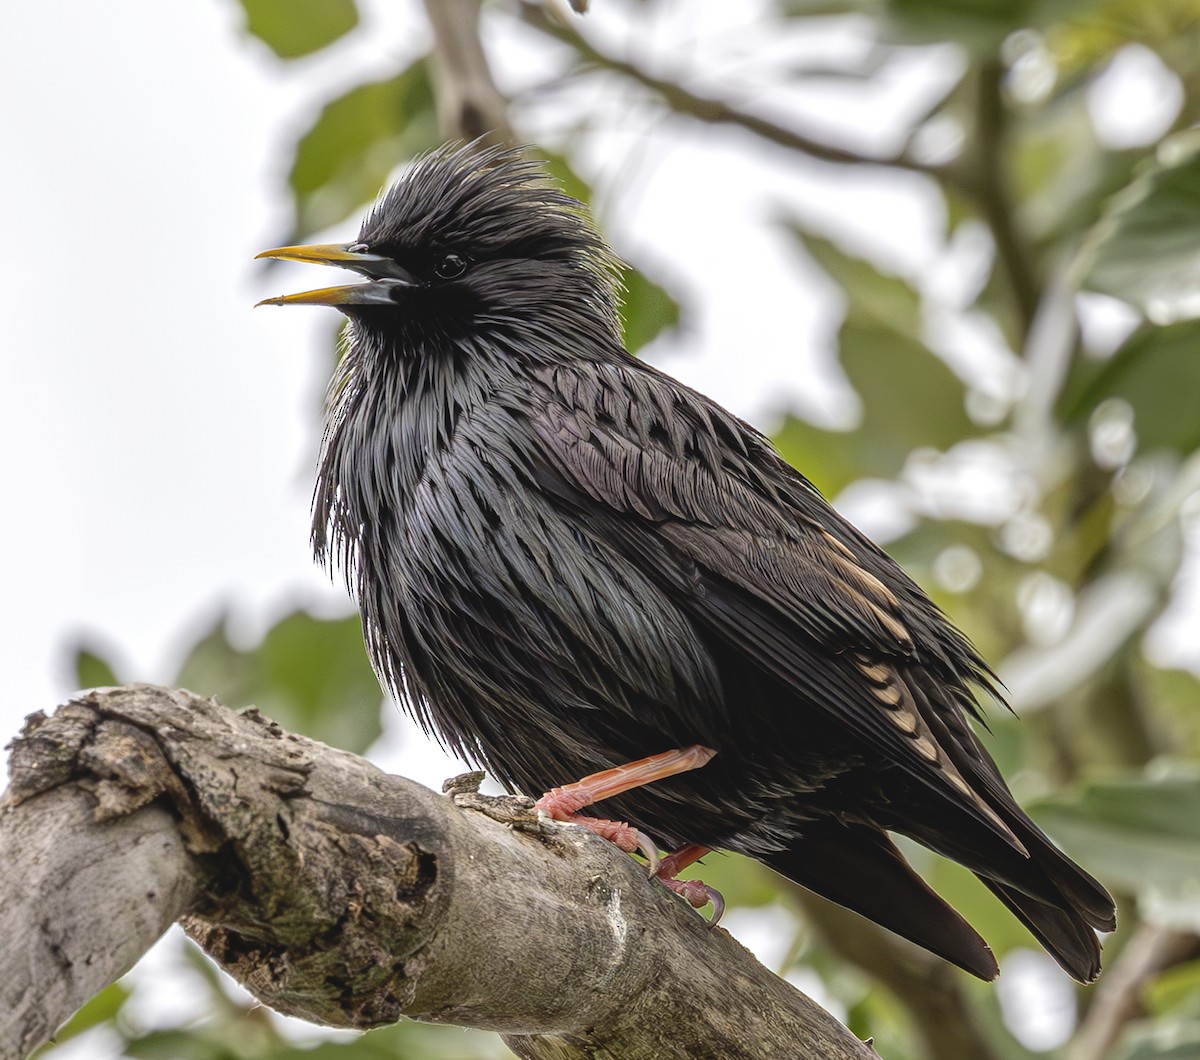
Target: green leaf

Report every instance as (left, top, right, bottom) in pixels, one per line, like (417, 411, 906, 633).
(1058, 319, 1200, 453)
(797, 229, 921, 336)
(174, 609, 382, 754)
(1029, 765, 1200, 928)
(782, 0, 866, 15)
(1137, 660, 1200, 757)
(288, 60, 439, 240)
(74, 645, 120, 688)
(1109, 1018, 1200, 1060)
(238, 0, 358, 60)
(540, 150, 594, 207)
(536, 152, 682, 353)
(687, 851, 782, 910)
(36, 982, 130, 1048)
(1010, 81, 1139, 251)
(1047, 1, 1200, 83)
(124, 1030, 232, 1060)
(1082, 131, 1200, 322)
(1145, 959, 1200, 1017)
(775, 226, 973, 492)
(618, 264, 681, 354)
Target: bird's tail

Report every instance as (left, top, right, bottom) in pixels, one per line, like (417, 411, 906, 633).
(761, 806, 1115, 982)
(760, 822, 1001, 981)
(901, 796, 1116, 983)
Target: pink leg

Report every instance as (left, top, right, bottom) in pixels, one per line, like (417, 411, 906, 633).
(535, 746, 717, 876)
(536, 746, 716, 817)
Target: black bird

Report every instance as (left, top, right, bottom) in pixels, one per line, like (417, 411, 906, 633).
(258, 142, 1115, 982)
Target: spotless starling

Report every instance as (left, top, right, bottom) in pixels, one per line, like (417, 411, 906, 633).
(258, 142, 1115, 982)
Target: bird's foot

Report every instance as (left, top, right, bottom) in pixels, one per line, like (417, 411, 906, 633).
(535, 795, 660, 874)
(654, 843, 725, 926)
(658, 877, 726, 926)
(534, 746, 716, 873)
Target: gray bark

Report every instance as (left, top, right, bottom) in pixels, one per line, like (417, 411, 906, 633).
(1, 685, 875, 1060)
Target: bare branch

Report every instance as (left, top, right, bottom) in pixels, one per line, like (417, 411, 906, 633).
(423, 0, 515, 144)
(0, 789, 197, 1059)
(1067, 922, 1200, 1060)
(971, 59, 1041, 341)
(518, 1, 944, 175)
(792, 890, 1005, 1060)
(2, 686, 875, 1060)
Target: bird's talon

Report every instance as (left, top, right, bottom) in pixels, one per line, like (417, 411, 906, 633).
(635, 830, 661, 876)
(706, 886, 726, 928)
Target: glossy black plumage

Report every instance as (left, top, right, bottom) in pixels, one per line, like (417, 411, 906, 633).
(265, 143, 1115, 982)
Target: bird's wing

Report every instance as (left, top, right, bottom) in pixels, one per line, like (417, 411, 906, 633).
(522, 358, 1021, 848)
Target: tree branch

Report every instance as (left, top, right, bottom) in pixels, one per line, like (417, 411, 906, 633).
(2, 686, 875, 1060)
(791, 890, 1004, 1060)
(0, 788, 197, 1059)
(423, 0, 515, 144)
(518, 1, 943, 175)
(971, 59, 1041, 341)
(1067, 922, 1200, 1060)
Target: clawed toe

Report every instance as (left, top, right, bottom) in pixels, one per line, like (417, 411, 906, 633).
(658, 876, 725, 926)
(539, 808, 662, 872)
(634, 829, 661, 876)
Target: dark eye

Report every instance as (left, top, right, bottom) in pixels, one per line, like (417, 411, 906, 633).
(434, 253, 467, 280)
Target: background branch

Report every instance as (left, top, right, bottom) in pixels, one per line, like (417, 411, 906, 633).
(518, 1, 942, 174)
(1067, 923, 1200, 1060)
(423, 0, 515, 144)
(970, 58, 1040, 340)
(792, 890, 1004, 1060)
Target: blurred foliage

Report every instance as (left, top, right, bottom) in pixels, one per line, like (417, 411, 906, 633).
(237, 0, 359, 59)
(287, 61, 440, 240)
(1031, 765, 1200, 930)
(1083, 131, 1200, 320)
(75, 609, 383, 756)
(174, 610, 383, 754)
(74, 645, 120, 690)
(777, 228, 975, 493)
(54, 0, 1200, 1057)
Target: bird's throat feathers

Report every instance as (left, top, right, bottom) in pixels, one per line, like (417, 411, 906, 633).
(310, 319, 608, 583)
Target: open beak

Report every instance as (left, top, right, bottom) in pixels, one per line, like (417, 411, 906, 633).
(255, 242, 417, 308)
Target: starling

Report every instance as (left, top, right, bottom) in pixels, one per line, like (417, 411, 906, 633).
(258, 143, 1116, 982)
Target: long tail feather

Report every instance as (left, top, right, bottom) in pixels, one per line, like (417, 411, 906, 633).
(761, 822, 1000, 981)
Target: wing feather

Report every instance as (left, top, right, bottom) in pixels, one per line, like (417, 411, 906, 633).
(525, 358, 1016, 843)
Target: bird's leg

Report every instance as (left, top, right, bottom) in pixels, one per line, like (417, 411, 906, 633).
(535, 745, 717, 876)
(655, 843, 725, 925)
(538, 745, 717, 815)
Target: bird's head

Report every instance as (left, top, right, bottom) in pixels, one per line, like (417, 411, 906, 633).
(257, 143, 623, 352)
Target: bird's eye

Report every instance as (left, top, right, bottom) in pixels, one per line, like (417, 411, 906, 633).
(434, 253, 467, 280)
